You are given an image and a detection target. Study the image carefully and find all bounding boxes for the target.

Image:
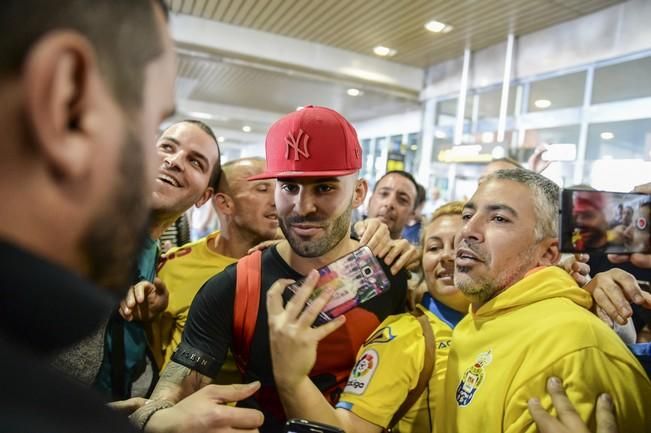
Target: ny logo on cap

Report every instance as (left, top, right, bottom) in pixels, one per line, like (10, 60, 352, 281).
(285, 129, 311, 161)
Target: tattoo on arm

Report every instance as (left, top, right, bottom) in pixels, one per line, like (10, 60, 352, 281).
(149, 361, 213, 403)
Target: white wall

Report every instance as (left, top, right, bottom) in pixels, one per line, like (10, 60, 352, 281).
(353, 110, 422, 140)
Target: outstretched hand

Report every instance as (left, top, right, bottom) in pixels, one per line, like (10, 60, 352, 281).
(119, 277, 169, 322)
(355, 218, 419, 274)
(584, 268, 651, 326)
(267, 270, 346, 390)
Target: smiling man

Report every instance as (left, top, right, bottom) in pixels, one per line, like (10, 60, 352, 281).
(91, 119, 222, 400)
(439, 169, 651, 433)
(367, 171, 419, 240)
(150, 157, 279, 375)
(138, 105, 409, 433)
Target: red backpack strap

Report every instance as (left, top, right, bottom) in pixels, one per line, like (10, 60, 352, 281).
(233, 250, 262, 373)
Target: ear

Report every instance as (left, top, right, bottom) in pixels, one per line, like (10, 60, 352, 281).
(212, 192, 235, 216)
(23, 31, 100, 181)
(538, 238, 560, 267)
(194, 187, 214, 209)
(352, 178, 368, 209)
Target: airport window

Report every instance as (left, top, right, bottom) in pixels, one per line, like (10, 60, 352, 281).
(527, 71, 586, 113)
(586, 118, 651, 161)
(592, 56, 651, 104)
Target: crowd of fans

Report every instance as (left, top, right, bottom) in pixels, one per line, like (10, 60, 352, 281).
(1, 1, 650, 433)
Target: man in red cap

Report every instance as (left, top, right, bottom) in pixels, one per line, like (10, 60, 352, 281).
(138, 106, 410, 432)
(572, 191, 609, 250)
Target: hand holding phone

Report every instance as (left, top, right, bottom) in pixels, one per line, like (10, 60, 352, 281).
(281, 246, 391, 326)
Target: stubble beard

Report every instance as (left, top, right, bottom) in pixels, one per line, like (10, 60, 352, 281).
(81, 127, 150, 295)
(279, 203, 353, 258)
(455, 244, 539, 305)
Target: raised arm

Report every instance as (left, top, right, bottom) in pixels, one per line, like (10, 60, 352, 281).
(267, 271, 382, 433)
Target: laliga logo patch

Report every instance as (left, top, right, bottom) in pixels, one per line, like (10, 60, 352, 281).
(456, 350, 493, 407)
(363, 326, 396, 346)
(343, 349, 378, 395)
(637, 217, 648, 231)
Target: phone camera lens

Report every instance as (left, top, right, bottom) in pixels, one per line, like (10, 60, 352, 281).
(362, 266, 373, 276)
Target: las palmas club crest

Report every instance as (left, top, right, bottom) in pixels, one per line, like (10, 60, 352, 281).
(456, 350, 493, 407)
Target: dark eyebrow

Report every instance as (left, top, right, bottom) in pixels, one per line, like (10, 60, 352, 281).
(463, 202, 476, 211)
(159, 136, 180, 146)
(188, 150, 209, 169)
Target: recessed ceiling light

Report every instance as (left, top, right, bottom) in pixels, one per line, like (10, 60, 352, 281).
(217, 136, 225, 143)
(600, 131, 614, 140)
(347, 88, 361, 96)
(242, 125, 251, 133)
(534, 99, 552, 109)
(373, 45, 396, 57)
(425, 20, 453, 33)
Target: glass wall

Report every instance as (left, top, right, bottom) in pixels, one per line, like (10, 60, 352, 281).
(527, 71, 586, 112)
(427, 49, 651, 199)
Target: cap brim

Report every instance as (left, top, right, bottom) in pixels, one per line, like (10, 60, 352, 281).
(248, 169, 358, 181)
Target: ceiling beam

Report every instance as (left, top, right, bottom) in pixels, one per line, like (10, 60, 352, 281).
(170, 13, 424, 94)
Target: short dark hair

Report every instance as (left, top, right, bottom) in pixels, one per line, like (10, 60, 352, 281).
(0, 0, 168, 113)
(374, 170, 420, 209)
(177, 119, 222, 190)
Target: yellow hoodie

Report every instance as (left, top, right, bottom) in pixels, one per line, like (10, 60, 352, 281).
(438, 266, 651, 433)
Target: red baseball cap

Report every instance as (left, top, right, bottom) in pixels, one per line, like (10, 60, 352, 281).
(248, 105, 362, 180)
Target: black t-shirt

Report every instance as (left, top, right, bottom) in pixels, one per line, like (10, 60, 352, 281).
(174, 245, 408, 432)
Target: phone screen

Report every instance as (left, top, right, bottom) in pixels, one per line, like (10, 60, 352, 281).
(560, 189, 651, 254)
(281, 246, 391, 326)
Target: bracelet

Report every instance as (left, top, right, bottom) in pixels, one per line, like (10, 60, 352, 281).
(129, 399, 174, 431)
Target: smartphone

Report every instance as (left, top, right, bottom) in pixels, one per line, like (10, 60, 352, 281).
(284, 419, 345, 433)
(282, 245, 391, 326)
(560, 188, 651, 254)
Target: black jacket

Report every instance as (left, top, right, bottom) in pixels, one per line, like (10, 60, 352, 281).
(0, 241, 138, 433)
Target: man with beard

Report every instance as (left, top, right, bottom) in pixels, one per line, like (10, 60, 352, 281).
(438, 169, 651, 433)
(366, 170, 419, 240)
(572, 191, 610, 251)
(150, 157, 278, 380)
(135, 106, 410, 433)
(90, 119, 222, 401)
(0, 1, 264, 431)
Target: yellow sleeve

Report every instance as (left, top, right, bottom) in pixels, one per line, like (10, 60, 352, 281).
(504, 347, 651, 433)
(336, 317, 424, 428)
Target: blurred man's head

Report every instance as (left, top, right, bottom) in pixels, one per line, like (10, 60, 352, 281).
(214, 157, 278, 243)
(623, 206, 634, 227)
(455, 169, 560, 306)
(249, 106, 367, 258)
(572, 191, 608, 249)
(421, 201, 468, 312)
(151, 120, 221, 222)
(367, 171, 418, 239)
(0, 0, 176, 292)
